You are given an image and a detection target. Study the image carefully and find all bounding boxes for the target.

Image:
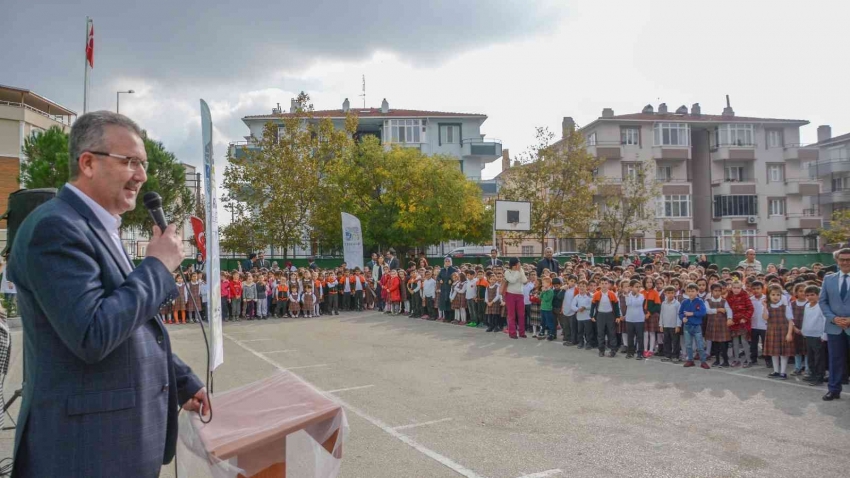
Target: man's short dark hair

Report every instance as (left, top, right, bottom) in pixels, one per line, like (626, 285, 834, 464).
(68, 111, 144, 180)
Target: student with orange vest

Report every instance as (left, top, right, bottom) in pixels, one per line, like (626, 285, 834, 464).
(590, 277, 622, 357)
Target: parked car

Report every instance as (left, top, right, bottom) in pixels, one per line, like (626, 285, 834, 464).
(445, 246, 497, 258)
(633, 248, 683, 257)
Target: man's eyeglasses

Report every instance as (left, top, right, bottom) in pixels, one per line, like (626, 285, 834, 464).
(87, 151, 148, 172)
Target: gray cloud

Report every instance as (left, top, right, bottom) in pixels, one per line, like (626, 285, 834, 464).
(1, 0, 563, 112)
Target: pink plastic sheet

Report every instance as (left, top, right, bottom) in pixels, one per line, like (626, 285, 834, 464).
(177, 371, 347, 478)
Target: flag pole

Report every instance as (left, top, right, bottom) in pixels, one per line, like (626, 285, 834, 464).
(83, 16, 89, 114)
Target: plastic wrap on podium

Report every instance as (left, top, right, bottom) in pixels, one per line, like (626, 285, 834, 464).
(177, 371, 348, 478)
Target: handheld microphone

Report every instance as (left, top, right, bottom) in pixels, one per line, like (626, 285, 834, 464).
(143, 191, 168, 231)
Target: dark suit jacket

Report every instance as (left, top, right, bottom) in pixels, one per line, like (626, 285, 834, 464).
(8, 187, 203, 477)
(536, 257, 560, 277)
(486, 258, 503, 268)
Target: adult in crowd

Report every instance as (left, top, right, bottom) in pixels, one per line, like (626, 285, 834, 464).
(438, 257, 458, 322)
(366, 253, 379, 270)
(256, 251, 271, 269)
(307, 256, 318, 270)
(677, 253, 691, 269)
(372, 255, 386, 310)
(503, 258, 528, 339)
(738, 249, 763, 273)
(487, 248, 503, 267)
(7, 111, 207, 476)
(241, 252, 257, 272)
(608, 254, 623, 267)
(270, 261, 280, 272)
(536, 247, 560, 277)
(191, 252, 205, 274)
(697, 254, 711, 270)
(641, 253, 655, 266)
(385, 249, 400, 270)
(818, 248, 850, 401)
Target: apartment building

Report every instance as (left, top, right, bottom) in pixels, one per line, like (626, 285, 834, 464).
(807, 125, 850, 229)
(577, 100, 821, 254)
(0, 84, 75, 249)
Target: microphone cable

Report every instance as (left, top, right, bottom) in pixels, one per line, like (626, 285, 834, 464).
(175, 264, 213, 425)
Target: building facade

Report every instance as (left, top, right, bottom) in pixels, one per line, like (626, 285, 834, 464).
(0, 84, 75, 251)
(808, 125, 850, 231)
(229, 98, 503, 257)
(577, 101, 821, 254)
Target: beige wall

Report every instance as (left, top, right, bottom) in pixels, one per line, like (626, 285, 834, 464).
(0, 119, 20, 158)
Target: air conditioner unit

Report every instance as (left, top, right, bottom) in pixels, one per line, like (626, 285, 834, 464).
(747, 216, 758, 224)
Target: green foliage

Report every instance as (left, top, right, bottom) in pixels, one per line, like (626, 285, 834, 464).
(498, 127, 602, 249)
(19, 126, 193, 232)
(819, 209, 850, 245)
(20, 126, 70, 188)
(314, 136, 492, 253)
(596, 159, 660, 254)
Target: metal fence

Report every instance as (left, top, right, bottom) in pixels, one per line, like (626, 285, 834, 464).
(689, 235, 819, 254)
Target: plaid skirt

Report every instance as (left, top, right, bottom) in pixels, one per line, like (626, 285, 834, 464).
(303, 294, 315, 310)
(289, 298, 301, 313)
(486, 300, 501, 316)
(644, 312, 660, 333)
(616, 316, 628, 334)
(528, 304, 541, 326)
(705, 314, 731, 342)
(791, 305, 808, 356)
(451, 293, 464, 310)
(764, 307, 794, 357)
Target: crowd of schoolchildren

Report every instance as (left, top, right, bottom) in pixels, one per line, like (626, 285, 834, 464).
(159, 255, 848, 387)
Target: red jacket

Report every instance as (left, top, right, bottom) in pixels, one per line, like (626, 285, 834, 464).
(221, 280, 232, 299)
(387, 276, 401, 302)
(230, 280, 243, 299)
(725, 289, 753, 333)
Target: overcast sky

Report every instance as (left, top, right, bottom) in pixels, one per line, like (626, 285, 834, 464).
(3, 0, 849, 218)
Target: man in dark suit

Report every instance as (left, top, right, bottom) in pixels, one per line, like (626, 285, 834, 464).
(536, 247, 560, 277)
(487, 248, 503, 268)
(242, 252, 257, 272)
(256, 251, 271, 270)
(8, 111, 207, 477)
(818, 248, 850, 401)
(385, 249, 400, 270)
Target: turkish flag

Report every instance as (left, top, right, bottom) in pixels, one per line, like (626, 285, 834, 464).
(190, 216, 206, 261)
(85, 23, 94, 68)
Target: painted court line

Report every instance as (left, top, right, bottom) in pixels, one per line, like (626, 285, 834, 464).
(224, 333, 485, 478)
(644, 357, 822, 392)
(392, 417, 454, 431)
(286, 363, 329, 370)
(323, 384, 375, 394)
(262, 349, 297, 354)
(516, 469, 562, 478)
(240, 338, 273, 343)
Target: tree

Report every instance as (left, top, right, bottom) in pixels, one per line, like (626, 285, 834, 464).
(20, 126, 70, 188)
(819, 209, 850, 245)
(498, 127, 602, 251)
(596, 159, 660, 254)
(222, 92, 353, 259)
(313, 136, 492, 254)
(19, 127, 193, 232)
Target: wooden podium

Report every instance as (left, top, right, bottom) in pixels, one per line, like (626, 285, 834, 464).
(178, 372, 346, 478)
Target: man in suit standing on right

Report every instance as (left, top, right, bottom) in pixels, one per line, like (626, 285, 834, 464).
(818, 248, 850, 401)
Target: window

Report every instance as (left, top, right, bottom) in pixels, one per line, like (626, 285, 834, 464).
(715, 124, 755, 147)
(653, 123, 690, 146)
(713, 195, 758, 217)
(661, 231, 691, 251)
(440, 125, 459, 144)
(587, 132, 597, 146)
(725, 166, 745, 182)
(770, 234, 787, 251)
(389, 119, 422, 144)
(714, 229, 758, 251)
(621, 127, 640, 145)
(521, 245, 534, 256)
(657, 195, 691, 218)
(833, 177, 850, 191)
(767, 129, 783, 148)
(656, 166, 672, 181)
(768, 198, 786, 216)
(623, 163, 641, 180)
(767, 164, 785, 183)
(628, 237, 645, 252)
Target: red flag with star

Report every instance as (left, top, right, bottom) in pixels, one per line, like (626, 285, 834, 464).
(85, 23, 94, 68)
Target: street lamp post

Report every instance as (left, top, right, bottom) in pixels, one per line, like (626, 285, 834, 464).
(116, 90, 135, 114)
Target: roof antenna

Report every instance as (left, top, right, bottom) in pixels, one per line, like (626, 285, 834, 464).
(359, 75, 366, 108)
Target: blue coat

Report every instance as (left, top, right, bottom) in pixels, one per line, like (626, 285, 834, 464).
(8, 187, 203, 477)
(818, 271, 850, 336)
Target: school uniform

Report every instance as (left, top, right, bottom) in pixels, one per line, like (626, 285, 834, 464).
(616, 291, 629, 338)
(275, 284, 290, 316)
(528, 291, 541, 328)
(365, 279, 376, 309)
(255, 282, 267, 318)
(464, 278, 477, 324)
(230, 280, 243, 319)
(288, 280, 301, 315)
(186, 281, 202, 318)
(423, 278, 437, 319)
(341, 276, 352, 311)
(624, 292, 646, 356)
(561, 286, 579, 344)
(475, 279, 488, 325)
(572, 293, 593, 348)
(242, 282, 257, 318)
(485, 282, 502, 330)
(326, 280, 339, 314)
(302, 290, 316, 316)
(750, 295, 768, 364)
(764, 302, 794, 358)
(590, 290, 621, 354)
(790, 300, 809, 358)
(659, 299, 682, 360)
(174, 282, 187, 312)
(704, 297, 731, 364)
(802, 303, 827, 383)
(353, 275, 365, 311)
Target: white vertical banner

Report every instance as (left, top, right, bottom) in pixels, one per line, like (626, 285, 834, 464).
(201, 99, 224, 371)
(341, 212, 364, 270)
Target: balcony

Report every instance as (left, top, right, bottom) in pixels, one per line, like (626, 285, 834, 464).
(228, 141, 260, 159)
(711, 143, 756, 161)
(650, 145, 690, 161)
(819, 188, 850, 205)
(587, 142, 622, 160)
(783, 144, 819, 161)
(808, 155, 850, 177)
(784, 178, 821, 196)
(786, 211, 822, 230)
(710, 178, 757, 196)
(462, 138, 502, 162)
